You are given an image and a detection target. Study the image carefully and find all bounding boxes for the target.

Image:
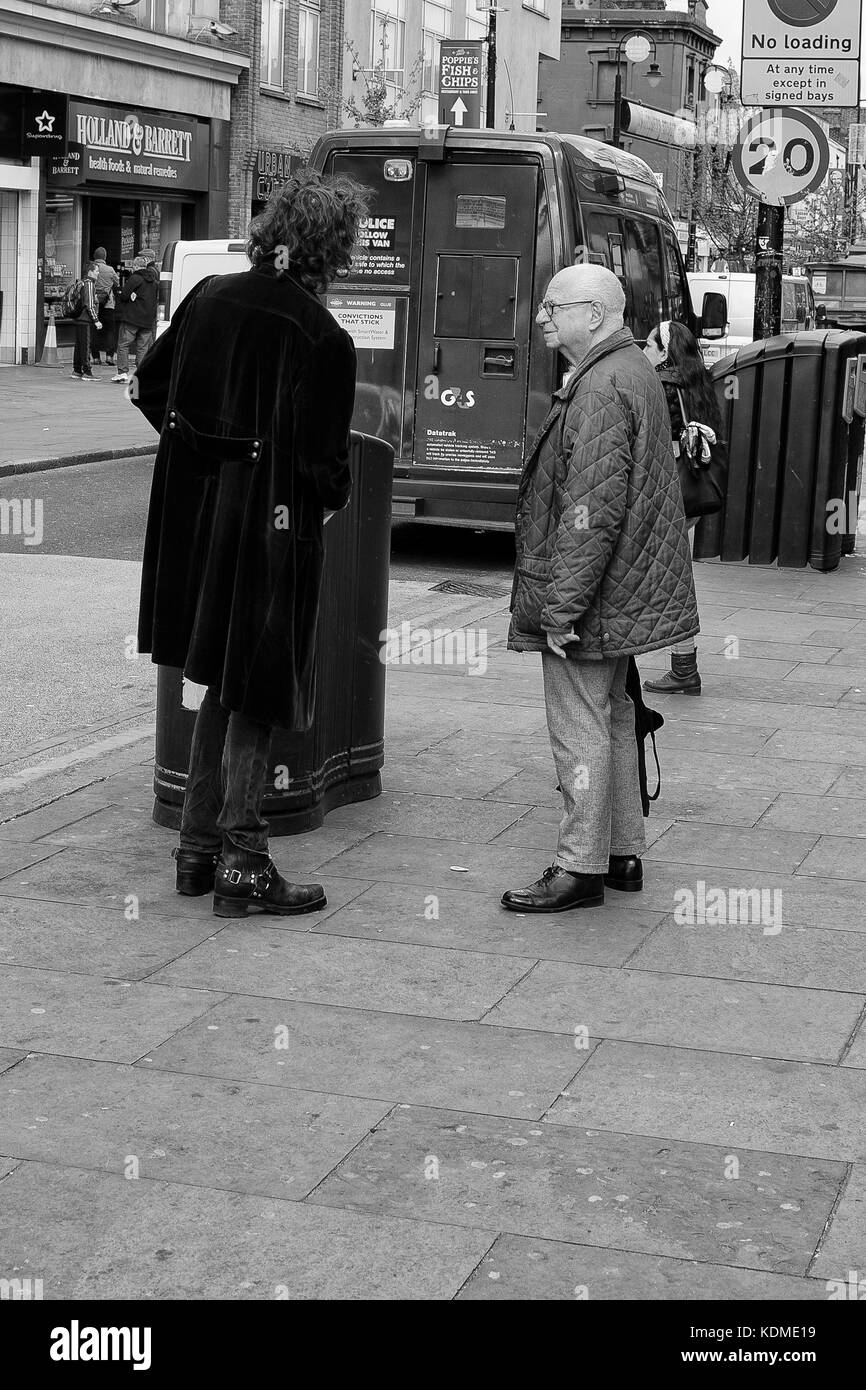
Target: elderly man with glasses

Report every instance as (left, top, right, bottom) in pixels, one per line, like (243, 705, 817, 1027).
(502, 264, 698, 913)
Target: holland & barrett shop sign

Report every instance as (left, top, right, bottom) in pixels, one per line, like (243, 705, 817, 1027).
(52, 102, 210, 189)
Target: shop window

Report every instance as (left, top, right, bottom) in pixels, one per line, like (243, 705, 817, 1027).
(43, 191, 83, 321)
(261, 0, 286, 89)
(298, 0, 320, 96)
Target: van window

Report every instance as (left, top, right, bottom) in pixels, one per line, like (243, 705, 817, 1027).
(782, 281, 796, 325)
(584, 208, 665, 341)
(621, 217, 664, 341)
(661, 227, 688, 324)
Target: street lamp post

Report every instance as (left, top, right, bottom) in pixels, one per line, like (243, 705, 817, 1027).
(688, 64, 736, 272)
(611, 31, 662, 150)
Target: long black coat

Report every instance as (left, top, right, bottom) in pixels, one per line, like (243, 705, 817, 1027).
(134, 264, 356, 730)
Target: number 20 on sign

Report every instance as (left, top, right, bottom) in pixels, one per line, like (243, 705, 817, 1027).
(732, 107, 831, 206)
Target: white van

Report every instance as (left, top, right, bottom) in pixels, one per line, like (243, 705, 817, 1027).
(688, 272, 816, 364)
(155, 239, 249, 337)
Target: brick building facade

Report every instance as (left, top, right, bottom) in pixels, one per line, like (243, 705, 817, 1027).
(223, 0, 346, 236)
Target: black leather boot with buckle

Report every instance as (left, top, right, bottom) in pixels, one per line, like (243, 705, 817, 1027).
(212, 850, 326, 918)
(172, 847, 220, 896)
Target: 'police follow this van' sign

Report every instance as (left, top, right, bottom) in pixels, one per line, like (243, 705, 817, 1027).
(741, 0, 862, 107)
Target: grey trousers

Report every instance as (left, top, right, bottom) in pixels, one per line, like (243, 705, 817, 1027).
(542, 652, 647, 875)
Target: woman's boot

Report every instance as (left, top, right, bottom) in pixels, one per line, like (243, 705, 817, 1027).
(213, 849, 326, 918)
(643, 651, 701, 696)
(173, 847, 220, 895)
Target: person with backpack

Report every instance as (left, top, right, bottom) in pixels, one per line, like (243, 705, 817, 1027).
(642, 321, 728, 697)
(112, 251, 159, 384)
(90, 247, 120, 365)
(67, 262, 102, 381)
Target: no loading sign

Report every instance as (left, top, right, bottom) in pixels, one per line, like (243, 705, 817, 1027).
(767, 1, 839, 20)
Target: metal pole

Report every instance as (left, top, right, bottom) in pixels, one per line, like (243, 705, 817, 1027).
(753, 201, 784, 340)
(486, 8, 496, 129)
(612, 46, 623, 149)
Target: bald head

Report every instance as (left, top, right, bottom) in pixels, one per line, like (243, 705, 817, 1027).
(537, 263, 627, 366)
(549, 265, 626, 326)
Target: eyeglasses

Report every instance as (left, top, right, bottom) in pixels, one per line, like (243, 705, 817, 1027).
(539, 299, 598, 321)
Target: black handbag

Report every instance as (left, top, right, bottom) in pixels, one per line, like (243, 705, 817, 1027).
(672, 386, 727, 518)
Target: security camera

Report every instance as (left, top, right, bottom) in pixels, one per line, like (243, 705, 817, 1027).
(209, 20, 238, 38)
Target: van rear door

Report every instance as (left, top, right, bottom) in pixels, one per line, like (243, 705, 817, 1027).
(413, 161, 538, 473)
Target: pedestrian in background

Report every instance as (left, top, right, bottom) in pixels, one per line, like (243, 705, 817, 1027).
(113, 252, 158, 384)
(70, 262, 101, 381)
(90, 246, 119, 365)
(134, 169, 368, 917)
(502, 265, 698, 914)
(642, 320, 727, 697)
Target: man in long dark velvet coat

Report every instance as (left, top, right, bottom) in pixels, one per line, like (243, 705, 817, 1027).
(133, 170, 367, 918)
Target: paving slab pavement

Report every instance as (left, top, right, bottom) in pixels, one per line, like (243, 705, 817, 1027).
(0, 366, 155, 473)
(1, 551, 866, 1298)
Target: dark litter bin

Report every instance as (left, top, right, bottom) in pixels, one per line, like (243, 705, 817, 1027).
(151, 430, 395, 835)
(694, 330, 866, 570)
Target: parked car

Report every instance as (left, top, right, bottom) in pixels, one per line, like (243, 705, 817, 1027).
(688, 271, 816, 365)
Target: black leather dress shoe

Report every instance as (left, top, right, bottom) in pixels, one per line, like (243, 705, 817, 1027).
(605, 855, 643, 893)
(212, 851, 326, 918)
(501, 864, 605, 913)
(173, 847, 220, 896)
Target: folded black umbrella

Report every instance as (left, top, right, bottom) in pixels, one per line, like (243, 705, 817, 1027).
(626, 655, 664, 817)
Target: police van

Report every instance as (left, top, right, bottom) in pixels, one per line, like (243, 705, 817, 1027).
(310, 126, 725, 530)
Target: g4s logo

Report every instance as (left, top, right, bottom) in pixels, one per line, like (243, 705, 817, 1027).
(424, 375, 476, 408)
(441, 387, 475, 408)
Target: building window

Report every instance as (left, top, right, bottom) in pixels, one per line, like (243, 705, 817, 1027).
(140, 0, 167, 33)
(261, 0, 286, 89)
(522, 0, 546, 10)
(422, 0, 451, 94)
(298, 0, 320, 95)
(465, 10, 486, 41)
(371, 0, 407, 89)
(596, 61, 618, 103)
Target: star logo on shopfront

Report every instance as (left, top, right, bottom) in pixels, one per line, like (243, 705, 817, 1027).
(34, 111, 55, 133)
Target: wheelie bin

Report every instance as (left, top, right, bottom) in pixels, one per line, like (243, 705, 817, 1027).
(150, 430, 394, 834)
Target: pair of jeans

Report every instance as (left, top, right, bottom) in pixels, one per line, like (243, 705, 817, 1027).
(116, 323, 154, 375)
(73, 320, 92, 376)
(672, 516, 699, 656)
(541, 652, 646, 875)
(179, 687, 273, 857)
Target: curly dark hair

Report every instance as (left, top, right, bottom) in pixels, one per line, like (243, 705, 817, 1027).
(653, 320, 724, 438)
(246, 168, 371, 295)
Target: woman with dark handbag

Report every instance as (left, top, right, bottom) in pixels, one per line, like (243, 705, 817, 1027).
(642, 320, 728, 697)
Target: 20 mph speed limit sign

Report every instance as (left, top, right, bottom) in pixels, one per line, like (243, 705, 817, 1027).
(732, 107, 831, 205)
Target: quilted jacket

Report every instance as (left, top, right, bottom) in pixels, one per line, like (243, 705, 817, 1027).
(508, 326, 699, 658)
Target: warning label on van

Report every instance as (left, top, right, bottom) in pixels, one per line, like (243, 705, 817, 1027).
(423, 428, 522, 467)
(351, 216, 408, 280)
(326, 295, 396, 349)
